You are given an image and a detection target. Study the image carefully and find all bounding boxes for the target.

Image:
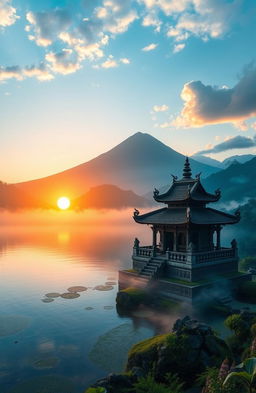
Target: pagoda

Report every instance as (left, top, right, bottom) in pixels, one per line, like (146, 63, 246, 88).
(119, 158, 251, 302)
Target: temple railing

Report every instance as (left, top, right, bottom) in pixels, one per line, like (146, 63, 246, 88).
(134, 245, 237, 264)
(193, 247, 236, 264)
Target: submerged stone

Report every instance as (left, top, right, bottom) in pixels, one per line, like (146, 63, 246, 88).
(32, 357, 59, 369)
(7, 375, 76, 393)
(0, 315, 31, 337)
(60, 293, 80, 299)
(67, 286, 87, 293)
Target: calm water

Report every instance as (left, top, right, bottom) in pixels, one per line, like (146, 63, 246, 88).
(0, 209, 251, 393)
(0, 210, 164, 393)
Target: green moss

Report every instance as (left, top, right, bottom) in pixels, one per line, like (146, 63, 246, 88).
(162, 278, 200, 286)
(124, 269, 137, 273)
(239, 256, 256, 272)
(128, 334, 169, 358)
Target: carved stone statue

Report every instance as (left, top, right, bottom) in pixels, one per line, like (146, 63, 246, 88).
(231, 238, 237, 249)
(195, 172, 201, 179)
(133, 208, 140, 217)
(215, 188, 221, 198)
(134, 237, 140, 248)
(153, 188, 159, 197)
(171, 174, 178, 182)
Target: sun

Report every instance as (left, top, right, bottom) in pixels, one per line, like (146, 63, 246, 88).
(57, 196, 70, 210)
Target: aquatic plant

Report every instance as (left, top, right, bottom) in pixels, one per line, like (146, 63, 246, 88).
(85, 307, 94, 310)
(94, 285, 114, 291)
(41, 298, 54, 303)
(60, 292, 80, 299)
(67, 286, 87, 292)
(45, 293, 61, 298)
(223, 357, 256, 393)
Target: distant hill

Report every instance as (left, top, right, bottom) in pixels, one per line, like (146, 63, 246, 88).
(192, 154, 224, 169)
(15, 132, 220, 207)
(222, 154, 256, 167)
(203, 157, 256, 203)
(0, 181, 42, 210)
(74, 184, 151, 210)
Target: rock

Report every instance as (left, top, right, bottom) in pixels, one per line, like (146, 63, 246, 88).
(127, 316, 230, 387)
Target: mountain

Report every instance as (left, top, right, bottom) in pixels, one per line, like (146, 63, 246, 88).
(74, 184, 151, 210)
(15, 132, 220, 206)
(191, 154, 224, 169)
(203, 157, 256, 203)
(222, 154, 256, 167)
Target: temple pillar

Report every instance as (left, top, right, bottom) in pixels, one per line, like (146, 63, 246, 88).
(152, 227, 157, 247)
(173, 227, 177, 251)
(216, 226, 222, 249)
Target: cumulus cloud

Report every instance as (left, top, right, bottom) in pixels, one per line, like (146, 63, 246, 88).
(26, 9, 72, 46)
(196, 135, 256, 155)
(173, 65, 256, 128)
(141, 0, 247, 50)
(120, 57, 130, 64)
(0, 0, 19, 27)
(153, 104, 169, 112)
(142, 43, 158, 51)
(45, 49, 81, 75)
(0, 64, 54, 82)
(100, 56, 118, 68)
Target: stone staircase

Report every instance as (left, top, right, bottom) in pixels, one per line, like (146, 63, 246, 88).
(139, 257, 165, 279)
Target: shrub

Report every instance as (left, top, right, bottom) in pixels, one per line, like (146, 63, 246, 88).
(85, 388, 106, 393)
(239, 256, 256, 272)
(224, 314, 249, 338)
(134, 374, 183, 393)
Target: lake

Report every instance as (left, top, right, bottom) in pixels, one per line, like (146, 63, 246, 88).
(0, 209, 251, 393)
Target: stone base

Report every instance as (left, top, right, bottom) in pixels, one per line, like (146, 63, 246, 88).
(118, 270, 252, 304)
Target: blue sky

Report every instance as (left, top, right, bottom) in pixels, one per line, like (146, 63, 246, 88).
(1, 0, 256, 182)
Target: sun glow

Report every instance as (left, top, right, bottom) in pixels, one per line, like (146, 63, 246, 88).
(57, 197, 70, 210)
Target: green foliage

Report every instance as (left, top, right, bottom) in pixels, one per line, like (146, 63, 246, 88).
(224, 314, 250, 339)
(223, 358, 256, 393)
(85, 388, 106, 393)
(128, 334, 168, 359)
(251, 324, 256, 338)
(239, 257, 256, 272)
(237, 282, 256, 303)
(133, 374, 183, 393)
(197, 367, 240, 393)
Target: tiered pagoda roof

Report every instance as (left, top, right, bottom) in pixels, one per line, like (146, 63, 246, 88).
(134, 157, 240, 226)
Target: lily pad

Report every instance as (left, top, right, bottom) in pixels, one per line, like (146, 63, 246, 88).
(105, 281, 117, 286)
(94, 285, 114, 291)
(67, 286, 87, 293)
(41, 298, 54, 303)
(32, 357, 59, 369)
(7, 375, 76, 393)
(85, 307, 94, 310)
(60, 293, 80, 299)
(0, 315, 31, 337)
(45, 293, 61, 298)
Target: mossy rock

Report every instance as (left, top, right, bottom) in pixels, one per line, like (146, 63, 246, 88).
(116, 287, 151, 312)
(127, 330, 229, 386)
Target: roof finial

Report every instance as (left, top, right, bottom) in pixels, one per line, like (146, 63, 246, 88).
(183, 157, 192, 179)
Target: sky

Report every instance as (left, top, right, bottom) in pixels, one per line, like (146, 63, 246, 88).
(1, 0, 256, 183)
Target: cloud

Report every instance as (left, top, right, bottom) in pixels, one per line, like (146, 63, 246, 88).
(45, 49, 81, 75)
(0, 64, 54, 82)
(173, 65, 256, 128)
(141, 0, 247, 48)
(142, 43, 158, 51)
(23, 64, 54, 81)
(0, 0, 19, 27)
(153, 104, 169, 112)
(120, 57, 130, 64)
(196, 135, 256, 155)
(0, 65, 22, 81)
(26, 9, 72, 46)
(101, 56, 118, 68)
(173, 43, 185, 53)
